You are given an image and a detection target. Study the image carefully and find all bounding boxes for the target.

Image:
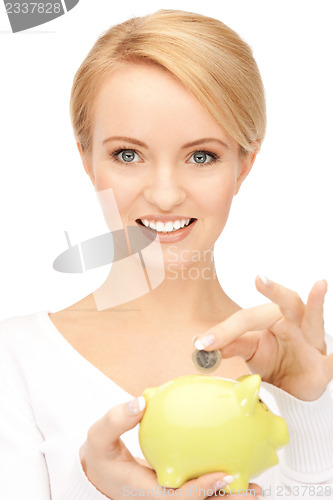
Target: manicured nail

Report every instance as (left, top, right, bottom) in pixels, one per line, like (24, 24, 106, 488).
(257, 274, 272, 287)
(127, 396, 146, 416)
(194, 334, 215, 350)
(213, 475, 234, 489)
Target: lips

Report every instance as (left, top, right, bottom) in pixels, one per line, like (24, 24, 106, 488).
(135, 217, 197, 243)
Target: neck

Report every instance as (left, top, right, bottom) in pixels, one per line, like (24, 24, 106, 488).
(92, 246, 240, 326)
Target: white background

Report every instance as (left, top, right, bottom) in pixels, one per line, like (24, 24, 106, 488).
(0, 0, 332, 335)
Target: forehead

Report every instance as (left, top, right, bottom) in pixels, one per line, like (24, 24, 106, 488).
(91, 63, 235, 147)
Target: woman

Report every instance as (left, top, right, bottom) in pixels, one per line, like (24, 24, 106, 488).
(1, 9, 333, 500)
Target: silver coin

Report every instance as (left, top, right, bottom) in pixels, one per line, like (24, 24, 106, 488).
(192, 348, 222, 373)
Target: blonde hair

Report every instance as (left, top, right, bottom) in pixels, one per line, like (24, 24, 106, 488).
(70, 9, 266, 157)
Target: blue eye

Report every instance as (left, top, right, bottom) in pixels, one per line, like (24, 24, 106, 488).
(109, 147, 221, 166)
(110, 148, 141, 164)
(188, 150, 220, 165)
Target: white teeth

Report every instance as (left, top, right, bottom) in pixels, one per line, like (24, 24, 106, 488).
(139, 218, 193, 233)
(164, 221, 174, 232)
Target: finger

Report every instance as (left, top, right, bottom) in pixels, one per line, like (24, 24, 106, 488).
(194, 303, 282, 351)
(219, 331, 260, 362)
(255, 275, 305, 325)
(179, 472, 235, 498)
(302, 280, 328, 350)
(212, 482, 263, 498)
(248, 482, 264, 496)
(87, 396, 146, 454)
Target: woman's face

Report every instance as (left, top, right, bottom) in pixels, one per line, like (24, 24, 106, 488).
(79, 63, 255, 267)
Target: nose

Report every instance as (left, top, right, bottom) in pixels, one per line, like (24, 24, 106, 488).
(143, 164, 186, 211)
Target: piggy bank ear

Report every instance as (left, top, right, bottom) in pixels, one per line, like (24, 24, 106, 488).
(234, 374, 261, 415)
(142, 387, 157, 403)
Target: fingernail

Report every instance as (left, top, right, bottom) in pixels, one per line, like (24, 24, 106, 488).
(257, 274, 272, 287)
(127, 396, 146, 416)
(213, 475, 234, 489)
(194, 334, 215, 350)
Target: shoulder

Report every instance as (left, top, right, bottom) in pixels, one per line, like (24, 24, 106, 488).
(0, 311, 53, 386)
(0, 311, 46, 348)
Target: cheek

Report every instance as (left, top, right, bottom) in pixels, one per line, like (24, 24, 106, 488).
(93, 164, 116, 192)
(94, 169, 140, 223)
(197, 173, 236, 219)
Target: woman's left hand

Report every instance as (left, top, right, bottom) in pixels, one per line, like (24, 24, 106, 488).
(194, 276, 333, 401)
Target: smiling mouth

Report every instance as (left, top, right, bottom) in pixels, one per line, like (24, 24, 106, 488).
(136, 218, 197, 233)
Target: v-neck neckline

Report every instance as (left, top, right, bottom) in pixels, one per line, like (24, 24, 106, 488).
(38, 309, 136, 399)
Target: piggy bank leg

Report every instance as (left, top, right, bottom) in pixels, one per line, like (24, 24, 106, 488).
(156, 465, 185, 489)
(221, 474, 250, 495)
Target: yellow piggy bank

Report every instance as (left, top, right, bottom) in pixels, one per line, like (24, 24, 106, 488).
(139, 374, 289, 492)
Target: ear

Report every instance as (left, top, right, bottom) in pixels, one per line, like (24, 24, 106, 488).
(76, 140, 95, 186)
(234, 374, 261, 415)
(234, 143, 259, 195)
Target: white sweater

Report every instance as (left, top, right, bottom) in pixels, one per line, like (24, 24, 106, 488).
(0, 311, 333, 500)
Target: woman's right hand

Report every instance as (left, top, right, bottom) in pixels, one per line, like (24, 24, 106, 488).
(79, 396, 262, 499)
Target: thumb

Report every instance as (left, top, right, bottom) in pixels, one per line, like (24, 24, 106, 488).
(106, 396, 146, 440)
(88, 396, 146, 452)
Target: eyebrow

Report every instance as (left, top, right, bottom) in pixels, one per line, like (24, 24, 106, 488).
(102, 136, 230, 150)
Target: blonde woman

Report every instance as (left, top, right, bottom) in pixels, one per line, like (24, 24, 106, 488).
(1, 9, 333, 500)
